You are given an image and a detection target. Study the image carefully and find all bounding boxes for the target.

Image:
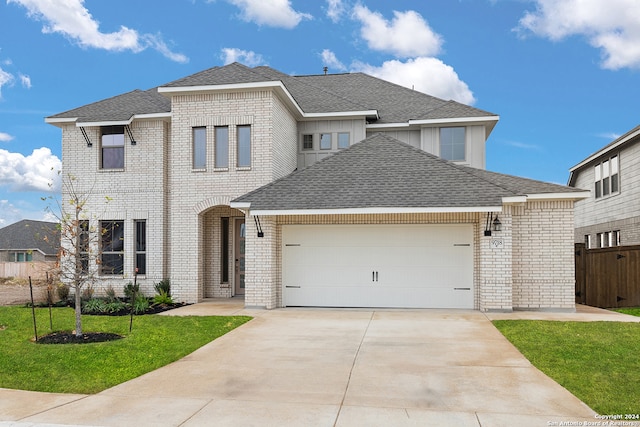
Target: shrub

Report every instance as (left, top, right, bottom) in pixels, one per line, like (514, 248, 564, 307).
(154, 279, 171, 297)
(57, 283, 70, 301)
(82, 298, 107, 314)
(105, 285, 117, 302)
(104, 300, 126, 313)
(133, 295, 149, 314)
(81, 286, 94, 301)
(123, 282, 139, 299)
(153, 290, 173, 305)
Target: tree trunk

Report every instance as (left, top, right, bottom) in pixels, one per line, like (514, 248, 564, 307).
(74, 283, 82, 337)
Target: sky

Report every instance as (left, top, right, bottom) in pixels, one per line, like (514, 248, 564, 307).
(1, 0, 639, 226)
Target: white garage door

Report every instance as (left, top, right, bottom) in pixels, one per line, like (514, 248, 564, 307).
(282, 224, 474, 309)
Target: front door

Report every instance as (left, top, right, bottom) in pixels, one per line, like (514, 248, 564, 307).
(234, 219, 246, 295)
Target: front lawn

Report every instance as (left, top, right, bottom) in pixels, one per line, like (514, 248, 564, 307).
(0, 306, 251, 394)
(614, 307, 640, 317)
(493, 320, 640, 414)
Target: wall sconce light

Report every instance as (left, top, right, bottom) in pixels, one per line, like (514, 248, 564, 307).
(492, 215, 502, 232)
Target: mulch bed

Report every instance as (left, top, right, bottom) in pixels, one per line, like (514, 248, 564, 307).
(36, 331, 123, 344)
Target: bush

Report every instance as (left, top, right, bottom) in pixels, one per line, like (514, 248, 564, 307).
(123, 282, 139, 299)
(153, 290, 173, 305)
(154, 279, 171, 297)
(82, 298, 107, 314)
(81, 286, 94, 301)
(105, 285, 117, 302)
(57, 284, 70, 301)
(104, 300, 126, 313)
(133, 295, 149, 314)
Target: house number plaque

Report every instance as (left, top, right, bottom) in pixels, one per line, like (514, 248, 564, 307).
(490, 238, 504, 249)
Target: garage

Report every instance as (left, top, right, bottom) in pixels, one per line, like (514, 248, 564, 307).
(282, 224, 474, 309)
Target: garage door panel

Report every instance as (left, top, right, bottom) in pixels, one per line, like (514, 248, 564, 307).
(282, 224, 474, 309)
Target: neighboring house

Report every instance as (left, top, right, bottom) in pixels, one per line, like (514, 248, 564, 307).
(46, 62, 587, 311)
(0, 220, 59, 278)
(569, 125, 640, 248)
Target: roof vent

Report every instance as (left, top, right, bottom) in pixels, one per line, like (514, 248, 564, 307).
(323, 66, 328, 75)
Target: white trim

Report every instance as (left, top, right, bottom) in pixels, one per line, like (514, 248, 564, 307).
(77, 119, 132, 127)
(366, 122, 411, 129)
(502, 192, 590, 204)
(408, 116, 500, 126)
(157, 81, 283, 94)
(45, 117, 76, 125)
(237, 206, 503, 216)
(303, 111, 379, 119)
(230, 202, 251, 210)
(570, 127, 640, 172)
(134, 112, 171, 120)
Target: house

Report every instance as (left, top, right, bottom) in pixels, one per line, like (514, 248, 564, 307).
(46, 62, 588, 311)
(0, 219, 59, 279)
(569, 125, 640, 248)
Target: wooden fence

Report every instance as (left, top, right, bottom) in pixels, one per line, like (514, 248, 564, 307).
(0, 262, 56, 280)
(575, 243, 640, 308)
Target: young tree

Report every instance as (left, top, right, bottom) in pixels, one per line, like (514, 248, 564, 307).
(45, 174, 109, 337)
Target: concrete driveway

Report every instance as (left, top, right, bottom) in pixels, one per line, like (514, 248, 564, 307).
(2, 302, 631, 427)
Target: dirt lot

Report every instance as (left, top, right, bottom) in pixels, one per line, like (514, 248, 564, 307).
(0, 277, 55, 306)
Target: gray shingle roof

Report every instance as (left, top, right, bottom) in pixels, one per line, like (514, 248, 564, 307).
(47, 88, 170, 122)
(48, 63, 496, 125)
(0, 220, 59, 255)
(232, 134, 584, 211)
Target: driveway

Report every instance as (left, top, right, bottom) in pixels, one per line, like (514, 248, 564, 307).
(1, 302, 622, 427)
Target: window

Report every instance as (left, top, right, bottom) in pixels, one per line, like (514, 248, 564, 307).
(101, 126, 125, 169)
(215, 126, 229, 168)
(320, 133, 332, 150)
(11, 252, 32, 262)
(597, 232, 605, 248)
(338, 133, 350, 149)
(237, 125, 251, 167)
(221, 217, 229, 283)
(302, 134, 313, 150)
(135, 220, 146, 275)
(609, 230, 620, 247)
(193, 127, 206, 169)
(100, 221, 124, 275)
(594, 155, 619, 199)
(78, 220, 89, 274)
(440, 127, 466, 161)
(584, 235, 592, 249)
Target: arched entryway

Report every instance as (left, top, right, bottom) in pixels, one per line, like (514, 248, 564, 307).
(200, 205, 245, 298)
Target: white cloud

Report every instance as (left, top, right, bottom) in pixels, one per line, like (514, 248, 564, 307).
(352, 57, 475, 105)
(8, 0, 188, 63)
(517, 0, 640, 69)
(0, 66, 14, 98)
(0, 132, 14, 142)
(221, 48, 266, 67)
(0, 147, 61, 192)
(320, 49, 346, 72)
(0, 200, 24, 227)
(326, 0, 345, 23)
(19, 73, 31, 89)
(503, 140, 543, 151)
(227, 0, 312, 29)
(352, 5, 442, 58)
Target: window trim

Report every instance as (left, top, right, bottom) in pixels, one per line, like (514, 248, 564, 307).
(135, 220, 146, 275)
(439, 126, 466, 162)
(100, 125, 125, 170)
(192, 126, 207, 170)
(594, 154, 619, 200)
(214, 126, 229, 169)
(100, 220, 124, 276)
(237, 125, 251, 168)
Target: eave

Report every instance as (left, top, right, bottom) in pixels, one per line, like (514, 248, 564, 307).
(229, 204, 503, 216)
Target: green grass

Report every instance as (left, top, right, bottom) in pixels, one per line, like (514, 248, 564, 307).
(0, 306, 251, 394)
(493, 320, 640, 414)
(613, 307, 640, 317)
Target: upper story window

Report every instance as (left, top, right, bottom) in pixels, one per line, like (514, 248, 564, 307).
(338, 132, 350, 149)
(193, 127, 207, 169)
(215, 126, 229, 168)
(237, 125, 251, 168)
(320, 133, 332, 150)
(594, 155, 619, 199)
(302, 134, 313, 150)
(101, 126, 125, 169)
(10, 252, 32, 262)
(440, 127, 466, 161)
